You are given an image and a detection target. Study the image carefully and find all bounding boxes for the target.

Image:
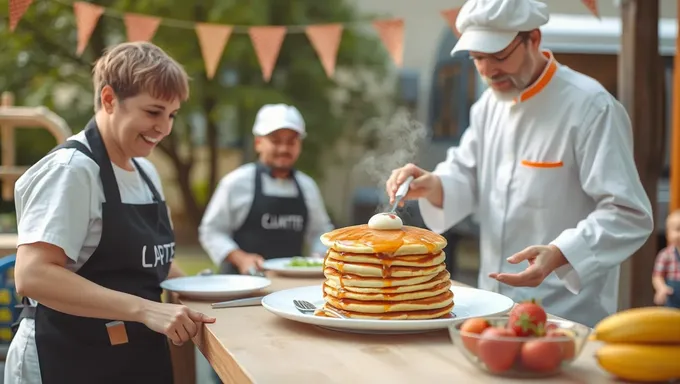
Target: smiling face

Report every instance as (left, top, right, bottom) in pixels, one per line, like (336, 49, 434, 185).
(469, 30, 542, 101)
(254, 128, 302, 172)
(92, 42, 189, 165)
(100, 87, 180, 158)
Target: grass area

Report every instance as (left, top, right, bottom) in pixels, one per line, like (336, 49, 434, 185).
(173, 246, 216, 276)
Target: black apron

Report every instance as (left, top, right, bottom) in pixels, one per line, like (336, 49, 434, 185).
(665, 248, 680, 309)
(33, 118, 175, 384)
(221, 162, 308, 274)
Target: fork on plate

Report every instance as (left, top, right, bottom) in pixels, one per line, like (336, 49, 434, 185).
(293, 299, 347, 319)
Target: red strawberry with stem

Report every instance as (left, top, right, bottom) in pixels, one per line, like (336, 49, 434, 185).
(508, 298, 547, 337)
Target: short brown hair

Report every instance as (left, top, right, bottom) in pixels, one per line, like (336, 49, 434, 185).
(92, 42, 190, 111)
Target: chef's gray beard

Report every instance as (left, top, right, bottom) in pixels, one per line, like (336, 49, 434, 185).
(483, 52, 536, 102)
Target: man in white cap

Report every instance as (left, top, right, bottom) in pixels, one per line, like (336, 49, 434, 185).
(199, 104, 334, 274)
(385, 0, 653, 327)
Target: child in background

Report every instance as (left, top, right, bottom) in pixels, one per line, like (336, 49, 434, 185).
(653, 210, 680, 308)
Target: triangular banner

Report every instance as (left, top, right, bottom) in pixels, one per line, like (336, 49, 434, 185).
(9, 0, 33, 32)
(248, 26, 287, 82)
(372, 19, 404, 68)
(581, 0, 600, 19)
(305, 23, 343, 78)
(123, 13, 161, 42)
(73, 2, 104, 56)
(195, 23, 233, 79)
(440, 8, 461, 38)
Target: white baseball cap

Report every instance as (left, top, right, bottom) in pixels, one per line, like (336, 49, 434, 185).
(451, 0, 549, 56)
(252, 104, 306, 138)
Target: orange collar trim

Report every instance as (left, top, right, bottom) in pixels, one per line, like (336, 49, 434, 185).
(513, 50, 558, 104)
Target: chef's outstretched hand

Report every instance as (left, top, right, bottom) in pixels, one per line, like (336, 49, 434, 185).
(386, 163, 443, 208)
(489, 245, 569, 287)
(142, 302, 216, 346)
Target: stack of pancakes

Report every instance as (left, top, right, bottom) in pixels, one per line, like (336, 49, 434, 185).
(317, 224, 454, 320)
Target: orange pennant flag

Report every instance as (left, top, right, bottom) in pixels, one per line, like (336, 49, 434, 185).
(581, 0, 600, 19)
(305, 24, 343, 78)
(372, 19, 404, 68)
(73, 2, 104, 56)
(195, 23, 233, 79)
(124, 13, 161, 42)
(248, 26, 287, 82)
(440, 8, 462, 38)
(9, 0, 33, 32)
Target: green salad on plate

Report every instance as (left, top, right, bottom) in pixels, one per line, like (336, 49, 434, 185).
(286, 256, 323, 268)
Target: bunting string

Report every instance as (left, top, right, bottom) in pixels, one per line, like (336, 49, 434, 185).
(7, 0, 602, 82)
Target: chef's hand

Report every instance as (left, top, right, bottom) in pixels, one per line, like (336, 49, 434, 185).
(229, 249, 264, 275)
(489, 245, 569, 287)
(142, 302, 216, 346)
(654, 285, 674, 305)
(386, 163, 443, 208)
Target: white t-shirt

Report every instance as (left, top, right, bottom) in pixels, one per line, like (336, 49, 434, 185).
(14, 130, 166, 273)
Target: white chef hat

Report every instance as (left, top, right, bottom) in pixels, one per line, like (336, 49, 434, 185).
(252, 104, 306, 138)
(450, 0, 550, 56)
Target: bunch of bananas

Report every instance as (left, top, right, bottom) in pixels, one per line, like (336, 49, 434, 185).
(591, 307, 680, 382)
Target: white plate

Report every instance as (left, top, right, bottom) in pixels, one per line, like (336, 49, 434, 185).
(261, 284, 515, 334)
(262, 257, 324, 277)
(160, 275, 271, 300)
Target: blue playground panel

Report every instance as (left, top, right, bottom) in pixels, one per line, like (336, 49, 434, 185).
(0, 255, 19, 344)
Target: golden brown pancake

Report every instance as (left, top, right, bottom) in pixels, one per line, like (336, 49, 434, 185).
(324, 257, 445, 278)
(320, 224, 447, 255)
(323, 280, 451, 302)
(317, 223, 454, 320)
(316, 301, 455, 320)
(327, 250, 446, 267)
(323, 268, 442, 288)
(324, 270, 451, 294)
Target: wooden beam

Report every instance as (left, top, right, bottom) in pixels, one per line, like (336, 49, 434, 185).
(617, 0, 665, 309)
(670, 0, 680, 213)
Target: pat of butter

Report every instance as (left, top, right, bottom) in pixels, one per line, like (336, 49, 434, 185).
(368, 213, 403, 230)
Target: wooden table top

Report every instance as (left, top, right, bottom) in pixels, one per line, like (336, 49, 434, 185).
(182, 273, 617, 384)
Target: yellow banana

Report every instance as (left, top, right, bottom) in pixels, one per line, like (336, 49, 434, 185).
(595, 344, 680, 382)
(592, 306, 680, 343)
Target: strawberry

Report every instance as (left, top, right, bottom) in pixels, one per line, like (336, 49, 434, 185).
(507, 298, 547, 337)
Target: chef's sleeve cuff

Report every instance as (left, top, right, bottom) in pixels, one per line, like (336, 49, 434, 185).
(417, 174, 458, 234)
(550, 230, 598, 295)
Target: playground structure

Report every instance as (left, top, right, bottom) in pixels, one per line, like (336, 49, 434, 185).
(0, 91, 72, 258)
(0, 91, 72, 201)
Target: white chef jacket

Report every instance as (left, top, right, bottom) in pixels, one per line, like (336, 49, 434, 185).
(419, 51, 653, 328)
(199, 163, 334, 265)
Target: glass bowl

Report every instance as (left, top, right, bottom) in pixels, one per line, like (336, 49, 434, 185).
(448, 316, 592, 378)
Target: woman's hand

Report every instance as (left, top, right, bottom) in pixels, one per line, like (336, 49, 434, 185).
(142, 302, 216, 345)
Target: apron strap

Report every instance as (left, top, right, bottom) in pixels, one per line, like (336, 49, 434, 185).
(132, 158, 162, 202)
(10, 296, 36, 333)
(83, 118, 123, 204)
(48, 140, 96, 163)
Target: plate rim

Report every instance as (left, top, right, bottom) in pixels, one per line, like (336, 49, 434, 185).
(160, 274, 272, 294)
(261, 284, 515, 331)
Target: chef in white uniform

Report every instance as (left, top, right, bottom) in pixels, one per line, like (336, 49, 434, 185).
(199, 104, 334, 275)
(385, 0, 653, 327)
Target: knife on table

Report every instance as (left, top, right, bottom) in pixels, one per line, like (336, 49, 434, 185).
(211, 296, 265, 309)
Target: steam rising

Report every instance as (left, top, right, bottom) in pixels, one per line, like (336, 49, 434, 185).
(354, 107, 429, 216)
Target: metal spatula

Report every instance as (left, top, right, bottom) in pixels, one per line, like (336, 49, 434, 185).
(389, 175, 414, 213)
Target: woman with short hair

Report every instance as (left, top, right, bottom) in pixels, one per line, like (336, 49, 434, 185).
(4, 41, 215, 384)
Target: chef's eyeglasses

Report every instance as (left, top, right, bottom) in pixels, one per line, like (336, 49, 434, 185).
(468, 32, 530, 64)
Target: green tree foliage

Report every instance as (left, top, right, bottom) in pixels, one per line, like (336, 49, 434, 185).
(0, 0, 396, 229)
